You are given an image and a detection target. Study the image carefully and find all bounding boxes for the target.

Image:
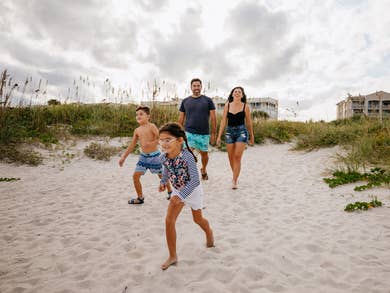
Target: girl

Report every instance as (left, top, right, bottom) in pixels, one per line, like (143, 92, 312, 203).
(216, 86, 254, 189)
(158, 123, 214, 270)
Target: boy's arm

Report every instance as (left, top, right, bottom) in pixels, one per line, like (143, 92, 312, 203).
(151, 123, 160, 145)
(119, 129, 138, 166)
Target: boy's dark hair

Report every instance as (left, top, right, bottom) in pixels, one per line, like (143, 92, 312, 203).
(228, 86, 247, 103)
(190, 78, 202, 86)
(136, 105, 150, 115)
(159, 123, 197, 162)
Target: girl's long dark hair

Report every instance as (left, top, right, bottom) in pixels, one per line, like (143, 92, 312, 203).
(159, 123, 198, 162)
(228, 86, 247, 103)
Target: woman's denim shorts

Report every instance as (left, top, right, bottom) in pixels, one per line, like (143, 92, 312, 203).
(225, 124, 248, 144)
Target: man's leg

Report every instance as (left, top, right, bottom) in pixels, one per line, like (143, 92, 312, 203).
(199, 151, 209, 179)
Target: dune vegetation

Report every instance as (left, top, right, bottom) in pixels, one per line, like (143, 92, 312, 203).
(0, 102, 389, 170)
(1, 69, 389, 171)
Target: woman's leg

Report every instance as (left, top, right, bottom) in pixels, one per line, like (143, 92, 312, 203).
(232, 142, 246, 186)
(226, 143, 235, 175)
(191, 209, 214, 247)
(162, 198, 184, 270)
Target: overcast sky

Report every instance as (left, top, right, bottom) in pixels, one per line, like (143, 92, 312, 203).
(1, 0, 389, 120)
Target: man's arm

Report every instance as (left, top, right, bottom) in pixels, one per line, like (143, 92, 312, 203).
(209, 109, 217, 145)
(178, 111, 185, 127)
(216, 104, 228, 146)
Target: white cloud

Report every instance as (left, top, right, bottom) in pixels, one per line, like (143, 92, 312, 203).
(0, 0, 389, 120)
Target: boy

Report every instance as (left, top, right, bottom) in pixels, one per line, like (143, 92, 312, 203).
(119, 106, 172, 204)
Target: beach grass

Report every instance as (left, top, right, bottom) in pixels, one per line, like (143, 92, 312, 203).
(1, 103, 389, 169)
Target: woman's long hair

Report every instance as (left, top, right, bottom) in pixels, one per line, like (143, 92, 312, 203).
(159, 123, 197, 162)
(228, 86, 247, 103)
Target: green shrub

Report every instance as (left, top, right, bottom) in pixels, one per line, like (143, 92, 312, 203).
(47, 99, 61, 105)
(344, 198, 382, 212)
(84, 142, 121, 161)
(0, 144, 43, 166)
(0, 177, 21, 182)
(323, 168, 390, 190)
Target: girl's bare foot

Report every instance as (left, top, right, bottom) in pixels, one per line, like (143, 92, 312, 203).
(206, 230, 214, 247)
(232, 180, 238, 190)
(161, 257, 177, 270)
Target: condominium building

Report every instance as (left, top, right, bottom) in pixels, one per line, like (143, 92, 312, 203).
(140, 96, 279, 120)
(336, 91, 390, 119)
(213, 96, 278, 120)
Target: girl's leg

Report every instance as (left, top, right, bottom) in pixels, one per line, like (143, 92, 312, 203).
(191, 209, 214, 247)
(232, 142, 246, 187)
(162, 198, 184, 270)
(133, 172, 144, 198)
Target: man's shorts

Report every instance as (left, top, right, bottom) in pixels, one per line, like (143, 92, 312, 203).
(225, 125, 248, 144)
(135, 150, 163, 174)
(185, 132, 210, 152)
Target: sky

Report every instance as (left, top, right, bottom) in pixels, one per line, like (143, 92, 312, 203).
(1, 0, 390, 121)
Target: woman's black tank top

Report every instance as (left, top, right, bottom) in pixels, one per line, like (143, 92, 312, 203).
(227, 103, 246, 126)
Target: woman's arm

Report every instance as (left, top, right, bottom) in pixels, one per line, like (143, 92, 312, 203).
(245, 105, 255, 145)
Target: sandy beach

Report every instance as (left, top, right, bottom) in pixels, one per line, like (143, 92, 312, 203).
(1, 142, 390, 293)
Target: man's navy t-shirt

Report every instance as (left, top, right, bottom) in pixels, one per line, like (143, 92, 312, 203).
(179, 95, 215, 135)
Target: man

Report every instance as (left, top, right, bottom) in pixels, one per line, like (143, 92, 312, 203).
(178, 78, 216, 180)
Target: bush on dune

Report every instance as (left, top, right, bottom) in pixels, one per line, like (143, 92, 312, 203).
(1, 103, 389, 170)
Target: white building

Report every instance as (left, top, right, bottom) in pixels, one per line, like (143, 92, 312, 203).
(336, 91, 390, 119)
(212, 96, 278, 120)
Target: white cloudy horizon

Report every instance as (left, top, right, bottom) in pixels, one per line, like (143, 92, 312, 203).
(1, 0, 390, 121)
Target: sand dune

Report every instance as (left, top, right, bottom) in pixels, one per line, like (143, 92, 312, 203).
(1, 142, 389, 293)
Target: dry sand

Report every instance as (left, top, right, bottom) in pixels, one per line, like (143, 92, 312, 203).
(1, 141, 390, 293)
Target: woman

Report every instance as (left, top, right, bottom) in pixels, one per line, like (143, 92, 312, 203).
(216, 86, 254, 189)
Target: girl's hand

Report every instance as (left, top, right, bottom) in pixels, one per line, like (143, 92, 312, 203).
(119, 157, 125, 167)
(159, 184, 166, 192)
(249, 137, 254, 146)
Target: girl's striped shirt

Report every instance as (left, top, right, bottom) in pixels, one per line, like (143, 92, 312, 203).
(160, 149, 200, 199)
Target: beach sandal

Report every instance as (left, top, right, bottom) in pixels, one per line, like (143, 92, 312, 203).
(128, 197, 144, 204)
(166, 191, 172, 200)
(201, 172, 208, 180)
